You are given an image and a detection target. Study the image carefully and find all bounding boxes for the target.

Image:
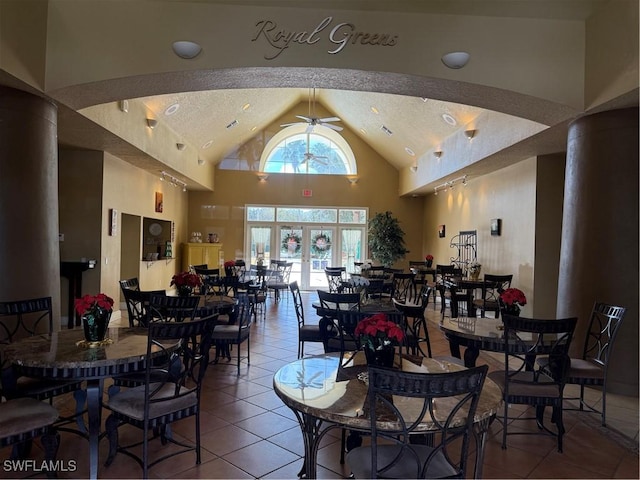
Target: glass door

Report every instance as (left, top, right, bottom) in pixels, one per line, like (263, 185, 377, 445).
(306, 227, 336, 290)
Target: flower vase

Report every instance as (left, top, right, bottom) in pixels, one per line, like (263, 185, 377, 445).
(364, 345, 395, 368)
(82, 310, 111, 344)
(224, 267, 234, 277)
(177, 286, 193, 297)
(501, 306, 521, 317)
(470, 267, 481, 281)
(425, 260, 433, 268)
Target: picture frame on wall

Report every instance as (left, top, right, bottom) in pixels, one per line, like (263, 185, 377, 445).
(438, 224, 446, 238)
(155, 192, 163, 213)
(491, 218, 501, 236)
(109, 208, 117, 236)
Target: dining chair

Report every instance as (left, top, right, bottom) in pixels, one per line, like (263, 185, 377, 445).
(391, 282, 433, 357)
(346, 364, 488, 479)
(118, 277, 140, 291)
(0, 297, 86, 433)
(488, 314, 577, 452)
(121, 288, 167, 327)
(267, 261, 293, 302)
(325, 266, 347, 293)
(104, 314, 217, 478)
(192, 266, 220, 297)
(210, 294, 252, 375)
(289, 281, 323, 358)
(146, 293, 199, 323)
(537, 302, 626, 426)
(472, 273, 513, 318)
(317, 290, 361, 312)
(1, 397, 60, 476)
(390, 272, 416, 303)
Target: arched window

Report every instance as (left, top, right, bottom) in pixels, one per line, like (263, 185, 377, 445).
(260, 124, 357, 175)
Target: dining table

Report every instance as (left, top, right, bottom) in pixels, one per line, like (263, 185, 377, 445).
(273, 351, 502, 479)
(3, 326, 179, 480)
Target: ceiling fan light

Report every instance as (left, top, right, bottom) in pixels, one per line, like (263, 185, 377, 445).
(172, 41, 202, 59)
(441, 51, 470, 69)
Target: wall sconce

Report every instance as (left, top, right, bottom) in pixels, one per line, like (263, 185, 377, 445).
(257, 173, 269, 182)
(464, 129, 477, 140)
(409, 165, 418, 173)
(433, 151, 442, 160)
(197, 158, 205, 166)
(433, 175, 468, 195)
(441, 51, 470, 69)
(172, 40, 202, 59)
(347, 176, 359, 185)
(176, 143, 185, 151)
(146, 118, 158, 129)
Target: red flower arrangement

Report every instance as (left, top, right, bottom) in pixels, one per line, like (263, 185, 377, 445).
(425, 254, 434, 261)
(223, 260, 236, 268)
(500, 288, 527, 314)
(354, 313, 405, 351)
(170, 271, 202, 288)
(74, 293, 114, 317)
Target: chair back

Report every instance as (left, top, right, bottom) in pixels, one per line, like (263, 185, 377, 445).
(232, 294, 253, 340)
(317, 291, 361, 311)
(119, 277, 140, 291)
(502, 314, 577, 386)
(0, 297, 53, 347)
(147, 294, 199, 323)
(289, 281, 305, 328)
(482, 274, 513, 297)
(583, 302, 626, 366)
(391, 272, 416, 303)
(349, 365, 488, 479)
(144, 315, 217, 421)
(325, 267, 346, 293)
(122, 289, 166, 327)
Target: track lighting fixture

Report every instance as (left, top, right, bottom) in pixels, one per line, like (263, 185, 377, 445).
(159, 171, 187, 192)
(433, 175, 468, 195)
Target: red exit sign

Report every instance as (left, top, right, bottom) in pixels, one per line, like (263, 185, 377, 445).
(302, 189, 313, 197)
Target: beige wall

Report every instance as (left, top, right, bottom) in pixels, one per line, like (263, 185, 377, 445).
(423, 158, 539, 316)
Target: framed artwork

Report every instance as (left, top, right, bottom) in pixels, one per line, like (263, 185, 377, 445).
(155, 192, 163, 213)
(491, 218, 501, 236)
(438, 224, 446, 238)
(109, 208, 117, 236)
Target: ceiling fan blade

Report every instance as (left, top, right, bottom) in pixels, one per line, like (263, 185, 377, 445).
(296, 115, 313, 122)
(319, 117, 340, 123)
(305, 124, 314, 134)
(323, 123, 343, 131)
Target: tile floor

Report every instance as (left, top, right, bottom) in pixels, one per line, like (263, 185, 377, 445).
(2, 291, 638, 479)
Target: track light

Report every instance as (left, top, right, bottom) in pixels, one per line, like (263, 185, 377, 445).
(146, 118, 158, 129)
(160, 171, 187, 192)
(464, 129, 477, 140)
(433, 175, 468, 195)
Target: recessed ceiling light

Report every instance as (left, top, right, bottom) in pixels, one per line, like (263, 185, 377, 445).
(164, 103, 180, 116)
(172, 41, 202, 59)
(242, 103, 251, 111)
(405, 147, 415, 156)
(441, 113, 457, 126)
(370, 106, 379, 115)
(201, 140, 213, 149)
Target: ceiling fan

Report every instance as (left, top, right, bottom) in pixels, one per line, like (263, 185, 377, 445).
(300, 133, 327, 166)
(281, 88, 343, 133)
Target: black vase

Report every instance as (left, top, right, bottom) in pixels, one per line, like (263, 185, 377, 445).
(364, 346, 395, 368)
(425, 260, 433, 268)
(177, 286, 193, 297)
(82, 309, 111, 344)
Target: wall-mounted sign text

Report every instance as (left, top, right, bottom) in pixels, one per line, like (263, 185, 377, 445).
(252, 16, 398, 60)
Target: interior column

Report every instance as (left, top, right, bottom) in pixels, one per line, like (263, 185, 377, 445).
(0, 86, 61, 326)
(557, 107, 638, 396)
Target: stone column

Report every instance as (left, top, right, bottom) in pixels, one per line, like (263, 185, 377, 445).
(558, 107, 638, 396)
(0, 86, 61, 326)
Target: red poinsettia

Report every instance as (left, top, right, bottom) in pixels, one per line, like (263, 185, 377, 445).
(425, 254, 434, 261)
(499, 288, 527, 307)
(74, 293, 114, 316)
(170, 271, 202, 288)
(355, 313, 405, 351)
(223, 260, 236, 268)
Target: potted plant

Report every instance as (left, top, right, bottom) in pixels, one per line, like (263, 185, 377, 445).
(499, 288, 527, 316)
(74, 293, 114, 344)
(368, 211, 409, 268)
(171, 271, 202, 296)
(425, 254, 434, 268)
(354, 313, 405, 367)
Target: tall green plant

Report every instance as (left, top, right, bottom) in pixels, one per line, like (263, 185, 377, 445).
(368, 211, 409, 267)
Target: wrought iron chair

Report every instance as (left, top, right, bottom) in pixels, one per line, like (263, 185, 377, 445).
(325, 266, 347, 293)
(118, 277, 140, 291)
(121, 288, 166, 327)
(346, 365, 488, 479)
(210, 294, 253, 375)
(392, 282, 433, 357)
(537, 302, 626, 426)
(104, 315, 217, 477)
(390, 272, 416, 303)
(267, 261, 293, 303)
(488, 314, 577, 452)
(472, 273, 513, 318)
(290, 281, 323, 358)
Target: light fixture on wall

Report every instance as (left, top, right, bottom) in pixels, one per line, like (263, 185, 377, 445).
(433, 151, 442, 160)
(197, 158, 205, 166)
(409, 165, 418, 173)
(433, 175, 468, 195)
(172, 41, 202, 59)
(347, 176, 359, 185)
(146, 118, 158, 129)
(464, 129, 477, 140)
(118, 100, 129, 113)
(441, 51, 470, 69)
(257, 173, 269, 182)
(160, 171, 187, 192)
